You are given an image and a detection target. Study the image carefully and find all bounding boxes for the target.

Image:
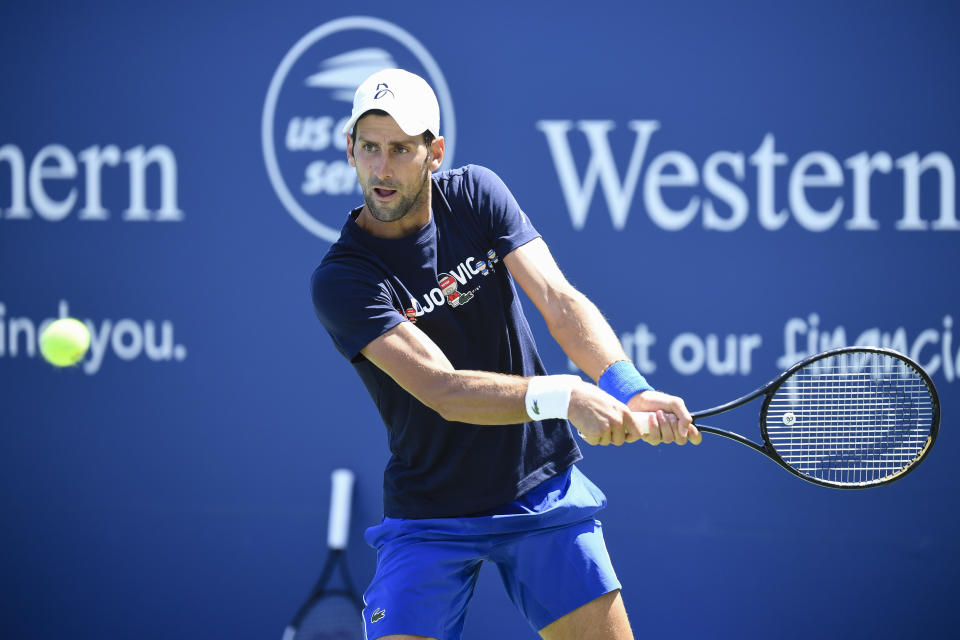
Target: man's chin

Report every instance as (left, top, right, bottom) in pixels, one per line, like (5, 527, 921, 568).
(366, 202, 408, 223)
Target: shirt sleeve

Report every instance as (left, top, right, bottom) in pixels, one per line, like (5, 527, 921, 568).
(311, 261, 405, 362)
(465, 165, 541, 257)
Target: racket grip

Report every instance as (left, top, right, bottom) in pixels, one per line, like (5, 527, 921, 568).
(577, 412, 656, 440)
(327, 468, 355, 550)
(632, 411, 655, 437)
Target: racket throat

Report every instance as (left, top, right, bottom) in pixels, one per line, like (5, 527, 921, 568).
(694, 424, 769, 455)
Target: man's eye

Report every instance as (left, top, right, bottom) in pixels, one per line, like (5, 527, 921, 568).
(395, 147, 409, 154)
(363, 143, 377, 152)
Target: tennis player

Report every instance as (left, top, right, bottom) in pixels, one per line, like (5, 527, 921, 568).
(311, 68, 700, 640)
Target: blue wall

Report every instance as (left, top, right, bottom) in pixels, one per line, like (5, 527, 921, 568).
(1, 2, 957, 638)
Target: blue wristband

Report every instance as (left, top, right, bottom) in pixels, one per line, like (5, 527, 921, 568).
(598, 360, 653, 404)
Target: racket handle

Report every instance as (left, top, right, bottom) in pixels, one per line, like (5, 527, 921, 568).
(633, 411, 655, 437)
(577, 412, 656, 440)
(327, 468, 355, 550)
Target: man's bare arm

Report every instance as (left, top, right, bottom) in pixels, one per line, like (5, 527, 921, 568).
(360, 321, 649, 443)
(503, 238, 699, 445)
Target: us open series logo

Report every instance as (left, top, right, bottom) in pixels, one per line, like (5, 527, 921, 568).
(262, 16, 457, 242)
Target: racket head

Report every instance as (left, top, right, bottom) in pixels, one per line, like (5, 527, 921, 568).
(759, 347, 940, 488)
(284, 468, 363, 639)
(284, 589, 364, 640)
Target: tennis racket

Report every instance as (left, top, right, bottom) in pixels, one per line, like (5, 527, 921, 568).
(691, 346, 939, 488)
(282, 468, 363, 640)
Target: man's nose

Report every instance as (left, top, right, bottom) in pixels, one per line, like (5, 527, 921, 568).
(371, 153, 392, 180)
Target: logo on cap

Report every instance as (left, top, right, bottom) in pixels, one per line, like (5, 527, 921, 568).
(262, 16, 456, 242)
(374, 83, 395, 100)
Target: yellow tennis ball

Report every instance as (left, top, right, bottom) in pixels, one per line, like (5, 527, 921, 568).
(40, 317, 91, 367)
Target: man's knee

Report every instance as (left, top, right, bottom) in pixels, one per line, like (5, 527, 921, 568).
(539, 589, 633, 640)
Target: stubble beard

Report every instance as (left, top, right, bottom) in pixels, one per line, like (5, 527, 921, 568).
(364, 162, 432, 224)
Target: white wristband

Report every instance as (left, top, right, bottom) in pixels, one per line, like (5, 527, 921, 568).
(525, 375, 580, 421)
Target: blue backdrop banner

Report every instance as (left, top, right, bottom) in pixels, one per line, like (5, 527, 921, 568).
(2, 2, 957, 638)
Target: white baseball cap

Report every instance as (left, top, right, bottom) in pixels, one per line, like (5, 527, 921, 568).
(341, 68, 441, 138)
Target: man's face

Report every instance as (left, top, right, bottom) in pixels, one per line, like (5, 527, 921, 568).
(347, 114, 437, 224)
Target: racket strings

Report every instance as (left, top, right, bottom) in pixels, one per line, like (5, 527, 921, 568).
(764, 353, 934, 486)
(293, 593, 364, 640)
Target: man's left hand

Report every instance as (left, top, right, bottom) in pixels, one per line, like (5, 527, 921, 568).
(627, 390, 701, 446)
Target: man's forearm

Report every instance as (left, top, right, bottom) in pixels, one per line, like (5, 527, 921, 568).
(422, 369, 531, 424)
(544, 287, 630, 382)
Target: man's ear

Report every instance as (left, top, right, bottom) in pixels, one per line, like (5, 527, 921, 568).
(346, 134, 356, 167)
(429, 136, 445, 171)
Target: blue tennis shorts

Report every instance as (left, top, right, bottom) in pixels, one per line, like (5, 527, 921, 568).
(361, 466, 621, 640)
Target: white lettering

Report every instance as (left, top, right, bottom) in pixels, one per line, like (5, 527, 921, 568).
(420, 294, 434, 314)
(1, 143, 183, 222)
(302, 160, 358, 195)
(789, 151, 845, 231)
(670, 333, 704, 375)
(78, 145, 122, 220)
(668, 332, 761, 376)
(882, 327, 909, 357)
(122, 145, 183, 221)
(86, 320, 112, 373)
(620, 323, 657, 374)
(843, 151, 892, 230)
(739, 334, 763, 375)
(943, 316, 955, 381)
(8, 315, 36, 357)
(410, 297, 424, 317)
(287, 116, 351, 152)
(334, 117, 352, 151)
(779, 316, 808, 369)
(749, 133, 789, 230)
(536, 120, 660, 229)
(0, 144, 31, 218)
(896, 152, 959, 230)
(0, 300, 187, 374)
(705, 334, 738, 375)
(29, 144, 78, 221)
(910, 329, 941, 376)
(644, 151, 700, 231)
(112, 319, 143, 360)
(449, 264, 469, 286)
(776, 315, 957, 383)
(539, 122, 957, 233)
(703, 151, 748, 231)
(854, 328, 881, 349)
(144, 321, 175, 360)
(286, 117, 334, 152)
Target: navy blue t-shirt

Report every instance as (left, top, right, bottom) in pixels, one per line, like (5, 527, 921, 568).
(311, 165, 582, 519)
